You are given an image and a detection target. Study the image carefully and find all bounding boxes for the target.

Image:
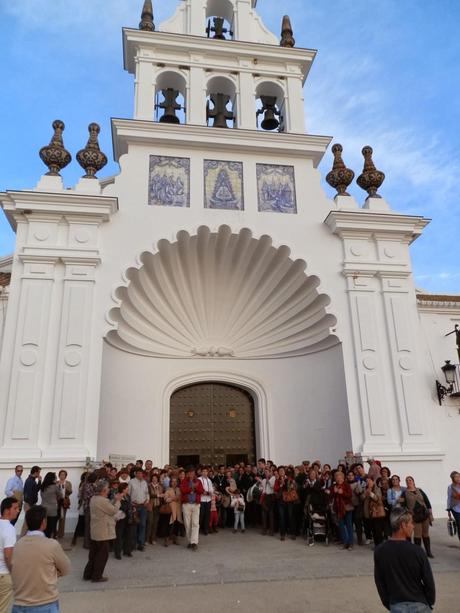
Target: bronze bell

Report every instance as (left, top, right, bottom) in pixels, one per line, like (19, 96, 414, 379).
(206, 17, 231, 40)
(158, 88, 181, 124)
(206, 93, 234, 128)
(259, 96, 280, 131)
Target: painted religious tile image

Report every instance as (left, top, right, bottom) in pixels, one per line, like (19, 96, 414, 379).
(204, 160, 244, 210)
(149, 155, 190, 207)
(256, 164, 297, 214)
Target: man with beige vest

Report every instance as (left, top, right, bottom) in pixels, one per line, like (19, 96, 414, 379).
(11, 505, 70, 613)
(83, 480, 122, 583)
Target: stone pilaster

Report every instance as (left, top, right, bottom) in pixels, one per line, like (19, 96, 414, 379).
(325, 207, 436, 455)
(0, 188, 117, 460)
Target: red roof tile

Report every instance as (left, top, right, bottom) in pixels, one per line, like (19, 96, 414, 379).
(417, 293, 460, 303)
(0, 273, 11, 287)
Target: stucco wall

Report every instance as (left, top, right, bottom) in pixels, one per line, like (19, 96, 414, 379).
(98, 341, 352, 467)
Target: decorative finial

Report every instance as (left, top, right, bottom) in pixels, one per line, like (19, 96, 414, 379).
(280, 15, 295, 48)
(39, 120, 72, 176)
(76, 123, 108, 179)
(139, 0, 155, 32)
(326, 144, 355, 196)
(357, 146, 385, 198)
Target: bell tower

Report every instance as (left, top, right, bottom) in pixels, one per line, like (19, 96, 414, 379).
(123, 0, 314, 133)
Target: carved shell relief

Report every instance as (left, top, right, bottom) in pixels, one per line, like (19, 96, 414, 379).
(106, 225, 339, 359)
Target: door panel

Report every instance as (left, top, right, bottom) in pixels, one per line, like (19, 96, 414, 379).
(170, 382, 255, 466)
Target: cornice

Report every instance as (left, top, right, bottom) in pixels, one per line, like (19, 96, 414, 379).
(324, 209, 430, 244)
(18, 249, 101, 263)
(123, 28, 316, 82)
(417, 294, 460, 313)
(111, 118, 331, 167)
(0, 191, 118, 229)
(417, 294, 460, 303)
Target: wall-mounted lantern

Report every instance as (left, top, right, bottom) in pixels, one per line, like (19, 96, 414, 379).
(436, 360, 460, 405)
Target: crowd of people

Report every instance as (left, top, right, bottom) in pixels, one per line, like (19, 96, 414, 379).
(0, 458, 459, 611)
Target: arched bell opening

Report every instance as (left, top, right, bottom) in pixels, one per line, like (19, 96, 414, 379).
(206, 75, 237, 129)
(255, 81, 286, 132)
(154, 71, 187, 125)
(206, 0, 234, 40)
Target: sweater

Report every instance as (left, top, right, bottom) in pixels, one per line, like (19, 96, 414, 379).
(89, 495, 120, 541)
(374, 540, 435, 610)
(40, 485, 60, 516)
(23, 475, 40, 506)
(11, 534, 70, 606)
(180, 479, 204, 505)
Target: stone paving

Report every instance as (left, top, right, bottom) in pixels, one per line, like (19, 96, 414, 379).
(60, 522, 460, 591)
(58, 522, 460, 612)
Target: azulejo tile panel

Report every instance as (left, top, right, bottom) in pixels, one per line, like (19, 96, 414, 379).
(256, 164, 297, 214)
(204, 160, 244, 210)
(149, 155, 190, 207)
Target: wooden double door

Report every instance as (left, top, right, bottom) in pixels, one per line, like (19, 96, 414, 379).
(170, 382, 256, 467)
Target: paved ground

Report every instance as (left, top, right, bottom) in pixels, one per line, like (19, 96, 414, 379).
(59, 523, 460, 613)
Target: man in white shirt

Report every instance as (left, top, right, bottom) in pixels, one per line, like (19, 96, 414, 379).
(128, 469, 149, 551)
(4, 467, 23, 527)
(198, 467, 213, 536)
(0, 497, 20, 612)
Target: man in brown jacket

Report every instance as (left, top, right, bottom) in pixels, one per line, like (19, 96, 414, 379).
(83, 480, 122, 583)
(11, 505, 70, 612)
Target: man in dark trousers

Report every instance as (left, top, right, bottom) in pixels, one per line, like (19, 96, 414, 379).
(20, 466, 41, 536)
(374, 506, 436, 612)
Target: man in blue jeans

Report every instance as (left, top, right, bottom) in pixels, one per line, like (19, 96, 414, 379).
(11, 505, 70, 613)
(374, 506, 435, 612)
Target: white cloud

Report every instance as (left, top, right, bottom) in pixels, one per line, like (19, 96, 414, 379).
(308, 51, 460, 214)
(2, 0, 174, 38)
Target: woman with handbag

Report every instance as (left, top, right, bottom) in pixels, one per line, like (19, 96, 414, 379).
(146, 473, 163, 545)
(40, 472, 60, 539)
(158, 477, 182, 546)
(403, 476, 434, 557)
(331, 471, 354, 550)
(447, 470, 460, 541)
(114, 482, 134, 559)
(57, 470, 73, 539)
(362, 477, 385, 546)
(274, 467, 299, 541)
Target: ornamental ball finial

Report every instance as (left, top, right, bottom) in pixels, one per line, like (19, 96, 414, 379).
(280, 15, 295, 48)
(326, 143, 355, 196)
(39, 119, 72, 176)
(139, 0, 155, 32)
(76, 123, 108, 179)
(356, 146, 385, 198)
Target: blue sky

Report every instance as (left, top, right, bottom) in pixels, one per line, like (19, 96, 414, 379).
(0, 0, 459, 293)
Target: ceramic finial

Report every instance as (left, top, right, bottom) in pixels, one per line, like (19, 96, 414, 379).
(39, 120, 72, 176)
(76, 123, 108, 179)
(326, 144, 355, 196)
(280, 15, 295, 48)
(139, 0, 155, 32)
(357, 146, 385, 198)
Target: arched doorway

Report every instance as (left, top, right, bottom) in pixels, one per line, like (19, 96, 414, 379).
(170, 382, 256, 466)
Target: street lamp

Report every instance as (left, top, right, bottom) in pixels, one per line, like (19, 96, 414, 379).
(436, 360, 460, 405)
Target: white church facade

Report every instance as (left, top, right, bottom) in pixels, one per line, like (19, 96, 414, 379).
(0, 0, 459, 515)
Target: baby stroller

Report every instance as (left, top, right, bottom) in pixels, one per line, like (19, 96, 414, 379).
(305, 492, 330, 546)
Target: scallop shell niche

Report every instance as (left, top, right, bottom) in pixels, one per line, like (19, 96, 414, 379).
(106, 226, 338, 359)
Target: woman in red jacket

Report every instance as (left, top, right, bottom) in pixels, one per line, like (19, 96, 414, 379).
(331, 471, 354, 550)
